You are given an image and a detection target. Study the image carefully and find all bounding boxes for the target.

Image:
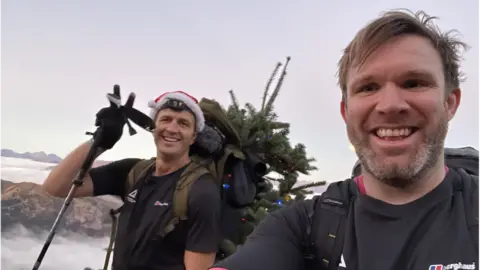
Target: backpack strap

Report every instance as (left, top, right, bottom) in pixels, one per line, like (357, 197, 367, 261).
(453, 168, 480, 258)
(304, 179, 357, 270)
(317, 198, 349, 270)
(124, 158, 156, 197)
(159, 161, 212, 237)
(454, 169, 479, 254)
(302, 196, 320, 269)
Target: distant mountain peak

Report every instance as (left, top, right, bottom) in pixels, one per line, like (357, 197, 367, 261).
(1, 149, 63, 164)
(1, 148, 110, 167)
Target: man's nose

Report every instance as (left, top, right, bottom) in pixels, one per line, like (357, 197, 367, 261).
(164, 121, 181, 133)
(375, 83, 410, 115)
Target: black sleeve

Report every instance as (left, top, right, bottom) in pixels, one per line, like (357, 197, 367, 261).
(185, 174, 222, 253)
(89, 158, 141, 197)
(212, 199, 313, 270)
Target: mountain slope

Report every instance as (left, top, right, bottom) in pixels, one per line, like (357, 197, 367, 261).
(1, 179, 122, 238)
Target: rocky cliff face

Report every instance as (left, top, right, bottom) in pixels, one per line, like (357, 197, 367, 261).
(1, 179, 122, 238)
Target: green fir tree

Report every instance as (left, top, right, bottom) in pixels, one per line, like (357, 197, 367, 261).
(225, 57, 326, 241)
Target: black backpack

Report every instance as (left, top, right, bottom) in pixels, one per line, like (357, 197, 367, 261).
(303, 147, 479, 270)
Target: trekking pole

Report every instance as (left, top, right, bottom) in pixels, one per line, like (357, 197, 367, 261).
(32, 85, 139, 270)
(32, 128, 104, 270)
(103, 207, 123, 270)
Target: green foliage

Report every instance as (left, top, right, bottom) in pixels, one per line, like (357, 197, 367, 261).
(225, 57, 326, 228)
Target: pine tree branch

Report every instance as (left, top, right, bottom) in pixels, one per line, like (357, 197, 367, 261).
(264, 56, 291, 116)
(245, 103, 257, 117)
(228, 89, 240, 113)
(261, 62, 282, 112)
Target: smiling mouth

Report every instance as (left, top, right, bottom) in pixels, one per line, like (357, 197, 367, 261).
(373, 127, 419, 141)
(162, 136, 180, 143)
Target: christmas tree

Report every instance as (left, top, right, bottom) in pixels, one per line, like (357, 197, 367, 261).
(225, 57, 326, 241)
(96, 57, 326, 268)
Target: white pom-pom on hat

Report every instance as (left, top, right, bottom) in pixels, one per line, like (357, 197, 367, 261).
(148, 91, 205, 132)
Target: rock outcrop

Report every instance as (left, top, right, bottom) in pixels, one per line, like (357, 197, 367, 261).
(1, 179, 122, 238)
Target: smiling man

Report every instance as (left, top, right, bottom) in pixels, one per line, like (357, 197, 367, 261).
(210, 9, 478, 270)
(43, 91, 221, 270)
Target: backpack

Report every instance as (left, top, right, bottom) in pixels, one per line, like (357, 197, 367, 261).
(103, 98, 266, 269)
(303, 147, 479, 270)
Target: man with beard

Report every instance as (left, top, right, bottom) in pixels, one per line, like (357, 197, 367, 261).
(209, 9, 478, 270)
(43, 91, 221, 270)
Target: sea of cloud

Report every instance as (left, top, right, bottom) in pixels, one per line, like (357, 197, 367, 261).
(1, 157, 112, 270)
(1, 157, 55, 185)
(2, 224, 110, 270)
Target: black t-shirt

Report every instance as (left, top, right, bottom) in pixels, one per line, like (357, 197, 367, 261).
(213, 168, 478, 270)
(89, 158, 221, 270)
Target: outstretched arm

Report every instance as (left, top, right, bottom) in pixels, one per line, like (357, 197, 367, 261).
(211, 199, 314, 270)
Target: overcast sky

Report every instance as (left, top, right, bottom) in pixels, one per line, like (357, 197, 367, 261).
(2, 0, 478, 182)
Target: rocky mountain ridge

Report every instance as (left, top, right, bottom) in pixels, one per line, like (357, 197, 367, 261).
(1, 148, 110, 167)
(1, 179, 122, 238)
(1, 149, 62, 164)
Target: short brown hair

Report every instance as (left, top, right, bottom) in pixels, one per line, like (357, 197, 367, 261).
(337, 9, 468, 100)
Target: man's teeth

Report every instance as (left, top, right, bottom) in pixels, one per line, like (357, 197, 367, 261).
(163, 137, 180, 142)
(376, 128, 412, 138)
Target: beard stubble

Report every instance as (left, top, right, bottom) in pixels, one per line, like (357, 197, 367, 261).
(349, 116, 449, 189)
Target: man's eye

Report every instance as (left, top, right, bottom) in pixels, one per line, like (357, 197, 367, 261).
(159, 118, 170, 123)
(402, 79, 425, 89)
(358, 83, 379, 93)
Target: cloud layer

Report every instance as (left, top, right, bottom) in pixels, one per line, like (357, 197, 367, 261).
(2, 224, 110, 270)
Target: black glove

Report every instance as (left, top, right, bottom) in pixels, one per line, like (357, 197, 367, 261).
(93, 86, 128, 150)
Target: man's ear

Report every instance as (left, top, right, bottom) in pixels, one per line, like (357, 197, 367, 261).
(446, 88, 461, 121)
(190, 131, 197, 146)
(340, 100, 348, 123)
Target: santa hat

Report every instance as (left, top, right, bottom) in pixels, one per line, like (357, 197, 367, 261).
(147, 91, 205, 132)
